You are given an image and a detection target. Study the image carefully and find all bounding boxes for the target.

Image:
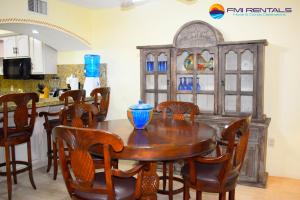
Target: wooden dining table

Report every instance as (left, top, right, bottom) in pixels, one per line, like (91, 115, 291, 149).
(90, 117, 217, 200)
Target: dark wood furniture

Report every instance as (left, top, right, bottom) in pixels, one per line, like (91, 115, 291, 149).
(156, 101, 200, 199)
(53, 125, 145, 200)
(89, 118, 216, 200)
(137, 20, 270, 187)
(182, 116, 251, 200)
(90, 87, 110, 122)
(59, 103, 99, 128)
(39, 89, 85, 179)
(58, 102, 119, 170)
(0, 93, 39, 200)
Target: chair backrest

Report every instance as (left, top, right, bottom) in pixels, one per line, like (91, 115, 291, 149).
(217, 116, 251, 185)
(59, 90, 85, 107)
(53, 125, 124, 199)
(90, 87, 110, 122)
(60, 103, 99, 128)
(156, 101, 200, 122)
(0, 93, 39, 139)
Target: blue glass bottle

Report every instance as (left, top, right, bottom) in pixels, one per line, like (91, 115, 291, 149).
(147, 61, 154, 72)
(158, 61, 163, 72)
(163, 61, 167, 72)
(150, 61, 154, 72)
(196, 77, 201, 91)
(183, 77, 188, 90)
(189, 77, 193, 91)
(178, 78, 184, 90)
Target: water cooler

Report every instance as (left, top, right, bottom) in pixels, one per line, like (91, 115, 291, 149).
(83, 54, 101, 96)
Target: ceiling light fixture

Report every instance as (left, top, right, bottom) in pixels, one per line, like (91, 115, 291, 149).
(32, 29, 39, 34)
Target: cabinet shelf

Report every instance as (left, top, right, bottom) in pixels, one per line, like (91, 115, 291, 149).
(196, 91, 215, 94)
(224, 91, 253, 95)
(176, 71, 194, 75)
(225, 70, 254, 74)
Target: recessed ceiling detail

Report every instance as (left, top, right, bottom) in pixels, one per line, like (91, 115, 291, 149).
(61, 0, 151, 9)
(0, 18, 91, 51)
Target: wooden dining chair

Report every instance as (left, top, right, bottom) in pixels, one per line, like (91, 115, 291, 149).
(181, 116, 251, 200)
(39, 89, 85, 179)
(156, 101, 200, 200)
(53, 125, 145, 200)
(59, 103, 99, 128)
(90, 87, 110, 122)
(0, 93, 39, 200)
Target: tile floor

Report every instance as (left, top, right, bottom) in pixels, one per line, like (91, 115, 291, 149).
(0, 162, 300, 200)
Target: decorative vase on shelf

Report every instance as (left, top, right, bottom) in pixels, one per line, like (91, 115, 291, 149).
(183, 77, 188, 90)
(178, 77, 184, 90)
(187, 77, 193, 91)
(196, 77, 201, 91)
(146, 61, 154, 72)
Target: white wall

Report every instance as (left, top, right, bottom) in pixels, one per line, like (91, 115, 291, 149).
(53, 0, 300, 179)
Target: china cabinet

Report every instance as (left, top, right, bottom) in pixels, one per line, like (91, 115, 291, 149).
(137, 20, 270, 187)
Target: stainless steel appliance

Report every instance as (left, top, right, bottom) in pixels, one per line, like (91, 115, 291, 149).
(3, 58, 31, 79)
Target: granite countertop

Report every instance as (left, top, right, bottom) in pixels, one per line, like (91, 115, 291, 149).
(0, 97, 94, 112)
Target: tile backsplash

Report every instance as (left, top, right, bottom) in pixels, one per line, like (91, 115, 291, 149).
(0, 64, 107, 94)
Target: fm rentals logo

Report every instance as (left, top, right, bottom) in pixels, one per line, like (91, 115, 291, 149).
(209, 3, 292, 19)
(209, 4, 225, 19)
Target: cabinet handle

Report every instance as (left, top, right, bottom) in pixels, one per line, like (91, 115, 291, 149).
(221, 80, 225, 86)
(13, 47, 17, 54)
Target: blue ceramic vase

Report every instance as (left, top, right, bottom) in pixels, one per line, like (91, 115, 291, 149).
(127, 100, 153, 129)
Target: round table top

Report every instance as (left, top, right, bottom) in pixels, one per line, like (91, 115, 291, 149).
(91, 118, 217, 161)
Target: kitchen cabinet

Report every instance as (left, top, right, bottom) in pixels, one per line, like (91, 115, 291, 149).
(3, 35, 29, 58)
(137, 20, 270, 187)
(0, 40, 3, 75)
(30, 37, 57, 74)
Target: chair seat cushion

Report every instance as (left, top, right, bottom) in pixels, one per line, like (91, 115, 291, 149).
(0, 129, 31, 145)
(181, 162, 239, 192)
(48, 118, 61, 128)
(73, 172, 136, 200)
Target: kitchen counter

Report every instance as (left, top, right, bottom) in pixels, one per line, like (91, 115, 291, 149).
(0, 96, 94, 112)
(0, 96, 94, 174)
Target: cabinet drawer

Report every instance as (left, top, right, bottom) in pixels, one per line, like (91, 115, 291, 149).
(249, 128, 259, 142)
(239, 142, 259, 182)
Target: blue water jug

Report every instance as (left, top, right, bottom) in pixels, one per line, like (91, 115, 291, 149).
(84, 54, 100, 77)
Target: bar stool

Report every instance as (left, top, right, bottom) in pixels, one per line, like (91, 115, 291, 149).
(39, 89, 85, 179)
(0, 93, 39, 200)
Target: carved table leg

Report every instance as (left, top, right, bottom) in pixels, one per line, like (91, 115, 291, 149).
(141, 162, 159, 200)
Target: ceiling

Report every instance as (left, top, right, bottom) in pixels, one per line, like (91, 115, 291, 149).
(61, 0, 149, 9)
(0, 23, 90, 51)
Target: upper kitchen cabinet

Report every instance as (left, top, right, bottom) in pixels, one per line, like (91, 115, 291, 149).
(3, 35, 30, 58)
(29, 38, 57, 74)
(0, 40, 3, 75)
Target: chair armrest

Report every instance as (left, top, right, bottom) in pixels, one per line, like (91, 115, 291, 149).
(112, 163, 145, 178)
(195, 153, 230, 164)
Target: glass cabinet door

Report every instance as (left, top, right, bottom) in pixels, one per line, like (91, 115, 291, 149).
(221, 45, 257, 116)
(174, 48, 218, 114)
(141, 49, 171, 108)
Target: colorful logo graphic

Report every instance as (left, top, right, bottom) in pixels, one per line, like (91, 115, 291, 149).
(209, 3, 225, 19)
